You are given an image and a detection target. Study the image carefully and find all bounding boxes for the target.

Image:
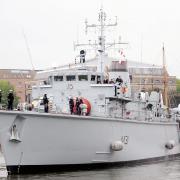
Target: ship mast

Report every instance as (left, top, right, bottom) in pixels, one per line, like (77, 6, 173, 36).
(74, 8, 128, 77)
(162, 44, 169, 110)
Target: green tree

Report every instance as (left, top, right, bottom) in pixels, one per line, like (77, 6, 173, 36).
(0, 80, 19, 109)
(176, 79, 180, 93)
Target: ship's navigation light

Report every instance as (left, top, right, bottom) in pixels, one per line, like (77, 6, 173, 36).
(98, 9, 106, 22)
(99, 37, 102, 45)
(85, 18, 88, 34)
(103, 12, 106, 21)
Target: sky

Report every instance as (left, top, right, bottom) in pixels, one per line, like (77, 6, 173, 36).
(0, 0, 180, 77)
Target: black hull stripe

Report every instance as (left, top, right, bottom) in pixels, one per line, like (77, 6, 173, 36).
(7, 153, 180, 175)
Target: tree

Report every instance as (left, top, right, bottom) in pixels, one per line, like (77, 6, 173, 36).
(176, 79, 180, 93)
(0, 80, 19, 109)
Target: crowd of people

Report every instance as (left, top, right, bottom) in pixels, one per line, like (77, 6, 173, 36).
(41, 95, 88, 115)
(69, 97, 87, 115)
(102, 76, 123, 85)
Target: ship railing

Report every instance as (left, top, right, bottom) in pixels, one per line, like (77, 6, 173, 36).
(124, 109, 174, 122)
(174, 114, 180, 122)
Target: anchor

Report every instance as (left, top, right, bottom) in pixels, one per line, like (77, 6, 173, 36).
(9, 124, 21, 143)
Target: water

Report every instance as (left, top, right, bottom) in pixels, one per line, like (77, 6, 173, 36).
(1, 158, 180, 180)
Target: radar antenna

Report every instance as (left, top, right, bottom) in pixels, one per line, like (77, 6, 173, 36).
(74, 8, 128, 75)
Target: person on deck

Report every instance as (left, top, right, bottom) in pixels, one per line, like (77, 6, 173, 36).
(69, 97, 74, 115)
(43, 94, 49, 113)
(116, 76, 123, 85)
(76, 97, 80, 115)
(80, 102, 88, 116)
(7, 90, 14, 110)
(79, 98, 83, 115)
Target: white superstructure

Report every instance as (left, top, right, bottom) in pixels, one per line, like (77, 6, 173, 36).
(0, 9, 180, 175)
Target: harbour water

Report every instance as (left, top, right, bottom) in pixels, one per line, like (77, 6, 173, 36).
(1, 156, 180, 180)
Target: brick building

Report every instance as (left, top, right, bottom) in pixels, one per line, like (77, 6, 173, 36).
(0, 69, 35, 103)
(128, 63, 176, 94)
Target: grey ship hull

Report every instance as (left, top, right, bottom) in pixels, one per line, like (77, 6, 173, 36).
(6, 153, 180, 174)
(0, 111, 180, 174)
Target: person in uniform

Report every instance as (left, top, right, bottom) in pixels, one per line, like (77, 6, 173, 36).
(7, 90, 14, 110)
(43, 94, 49, 113)
(80, 102, 88, 116)
(76, 97, 80, 115)
(69, 97, 74, 114)
(79, 98, 83, 115)
(116, 76, 123, 85)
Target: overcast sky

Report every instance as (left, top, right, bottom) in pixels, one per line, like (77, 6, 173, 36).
(0, 0, 180, 77)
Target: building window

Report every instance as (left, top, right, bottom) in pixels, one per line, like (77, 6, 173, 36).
(141, 79, 146, 84)
(27, 75, 31, 78)
(169, 80, 175, 84)
(154, 79, 161, 84)
(97, 75, 101, 83)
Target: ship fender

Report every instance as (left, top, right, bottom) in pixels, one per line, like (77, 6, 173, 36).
(111, 141, 123, 151)
(165, 140, 175, 150)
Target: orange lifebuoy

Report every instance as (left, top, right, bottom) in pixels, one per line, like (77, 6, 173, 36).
(121, 87, 128, 94)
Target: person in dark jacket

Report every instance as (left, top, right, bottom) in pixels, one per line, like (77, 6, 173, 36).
(116, 76, 123, 85)
(76, 97, 80, 115)
(7, 90, 14, 110)
(78, 98, 83, 115)
(69, 97, 74, 114)
(43, 94, 49, 113)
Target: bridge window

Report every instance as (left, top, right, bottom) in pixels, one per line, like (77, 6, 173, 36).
(91, 75, 96, 81)
(54, 76, 63, 81)
(78, 75, 88, 81)
(97, 75, 101, 84)
(66, 75, 76, 81)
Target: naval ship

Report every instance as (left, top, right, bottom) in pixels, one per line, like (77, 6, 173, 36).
(0, 9, 180, 175)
